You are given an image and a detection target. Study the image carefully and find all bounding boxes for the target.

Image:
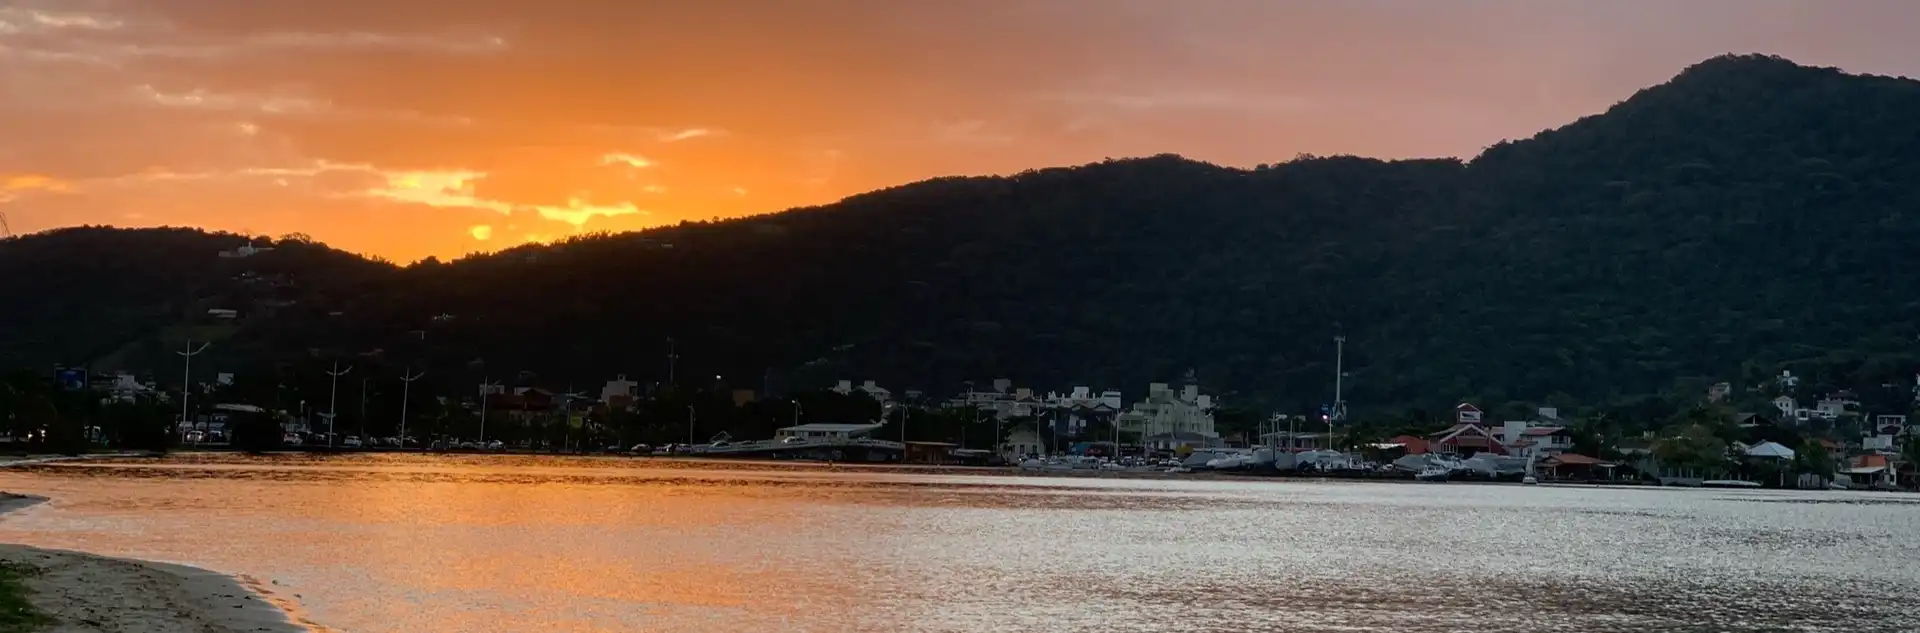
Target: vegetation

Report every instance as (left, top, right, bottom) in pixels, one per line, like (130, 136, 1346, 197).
(0, 562, 50, 632)
(7, 54, 1920, 435)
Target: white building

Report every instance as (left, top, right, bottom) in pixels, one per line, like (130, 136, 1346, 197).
(600, 374, 638, 404)
(1494, 408, 1577, 460)
(1002, 427, 1045, 458)
(218, 245, 275, 259)
(946, 379, 1042, 420)
(830, 380, 894, 403)
(1116, 383, 1218, 446)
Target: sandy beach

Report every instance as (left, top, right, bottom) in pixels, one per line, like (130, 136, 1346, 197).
(0, 471, 313, 632)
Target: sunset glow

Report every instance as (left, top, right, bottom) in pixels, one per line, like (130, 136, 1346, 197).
(4, 0, 1920, 261)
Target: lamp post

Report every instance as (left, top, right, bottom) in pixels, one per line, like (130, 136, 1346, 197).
(399, 367, 425, 447)
(687, 405, 697, 446)
(477, 377, 499, 444)
(325, 362, 353, 447)
(176, 340, 210, 443)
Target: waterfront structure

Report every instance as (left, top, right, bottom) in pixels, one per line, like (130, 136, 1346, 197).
(774, 422, 884, 442)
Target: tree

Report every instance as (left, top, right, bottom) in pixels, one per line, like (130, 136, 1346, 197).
(1652, 424, 1731, 475)
(1794, 439, 1835, 478)
(229, 410, 284, 453)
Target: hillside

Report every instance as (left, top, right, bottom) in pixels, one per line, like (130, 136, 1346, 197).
(6, 54, 1920, 419)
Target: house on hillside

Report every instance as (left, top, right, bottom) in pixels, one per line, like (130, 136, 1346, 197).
(830, 379, 893, 403)
(1872, 414, 1908, 437)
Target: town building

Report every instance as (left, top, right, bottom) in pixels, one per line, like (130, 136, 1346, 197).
(600, 375, 638, 406)
(1115, 382, 1219, 448)
(1038, 386, 1123, 436)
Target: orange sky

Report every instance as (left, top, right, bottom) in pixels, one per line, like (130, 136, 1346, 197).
(5, 0, 1920, 262)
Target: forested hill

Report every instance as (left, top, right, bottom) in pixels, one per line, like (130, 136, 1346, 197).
(6, 54, 1920, 416)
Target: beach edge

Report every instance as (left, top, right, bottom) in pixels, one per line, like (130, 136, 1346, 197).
(0, 488, 318, 632)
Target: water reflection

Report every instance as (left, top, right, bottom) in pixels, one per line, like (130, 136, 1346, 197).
(0, 453, 1914, 633)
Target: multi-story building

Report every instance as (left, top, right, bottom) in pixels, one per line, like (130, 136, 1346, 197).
(1116, 383, 1219, 449)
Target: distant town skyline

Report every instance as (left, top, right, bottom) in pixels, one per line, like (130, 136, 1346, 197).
(5, 0, 1920, 262)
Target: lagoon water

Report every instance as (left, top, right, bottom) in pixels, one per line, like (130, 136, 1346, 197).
(0, 453, 1916, 632)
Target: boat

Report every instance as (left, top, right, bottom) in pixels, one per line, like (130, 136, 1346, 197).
(1700, 479, 1763, 488)
(1415, 466, 1451, 482)
(1521, 475, 1539, 485)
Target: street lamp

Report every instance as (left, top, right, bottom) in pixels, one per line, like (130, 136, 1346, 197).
(686, 405, 697, 446)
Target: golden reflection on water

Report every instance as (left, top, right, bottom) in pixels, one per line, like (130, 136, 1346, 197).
(0, 453, 1917, 633)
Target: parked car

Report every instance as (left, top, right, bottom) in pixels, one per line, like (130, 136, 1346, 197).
(342, 436, 363, 448)
(630, 444, 653, 455)
(282, 433, 302, 446)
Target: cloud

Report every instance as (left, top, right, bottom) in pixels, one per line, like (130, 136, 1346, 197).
(2, 173, 71, 192)
(1032, 90, 1313, 113)
(468, 224, 492, 240)
(134, 84, 330, 114)
(600, 152, 653, 169)
(931, 119, 1015, 145)
(365, 167, 644, 227)
(0, 7, 124, 33)
(655, 127, 718, 142)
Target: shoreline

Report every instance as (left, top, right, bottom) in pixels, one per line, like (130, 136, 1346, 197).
(0, 470, 318, 632)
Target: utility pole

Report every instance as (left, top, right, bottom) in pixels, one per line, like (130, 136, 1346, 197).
(687, 405, 697, 446)
(665, 337, 678, 386)
(477, 377, 499, 444)
(399, 367, 425, 447)
(176, 339, 210, 444)
(325, 362, 353, 447)
(791, 400, 803, 426)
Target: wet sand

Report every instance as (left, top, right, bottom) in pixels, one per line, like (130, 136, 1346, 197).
(1, 481, 312, 632)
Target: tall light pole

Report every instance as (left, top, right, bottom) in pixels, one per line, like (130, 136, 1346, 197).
(477, 377, 499, 444)
(399, 367, 425, 447)
(665, 337, 678, 386)
(359, 376, 373, 440)
(1332, 334, 1346, 449)
(177, 339, 210, 443)
(687, 405, 697, 446)
(325, 362, 353, 447)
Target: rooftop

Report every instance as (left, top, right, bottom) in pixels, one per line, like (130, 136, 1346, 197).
(777, 423, 884, 433)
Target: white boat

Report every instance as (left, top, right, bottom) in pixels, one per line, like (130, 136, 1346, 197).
(1415, 466, 1451, 482)
(1521, 475, 1539, 485)
(1700, 479, 1763, 488)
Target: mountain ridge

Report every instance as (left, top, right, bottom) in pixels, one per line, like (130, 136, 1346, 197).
(7, 53, 1920, 422)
